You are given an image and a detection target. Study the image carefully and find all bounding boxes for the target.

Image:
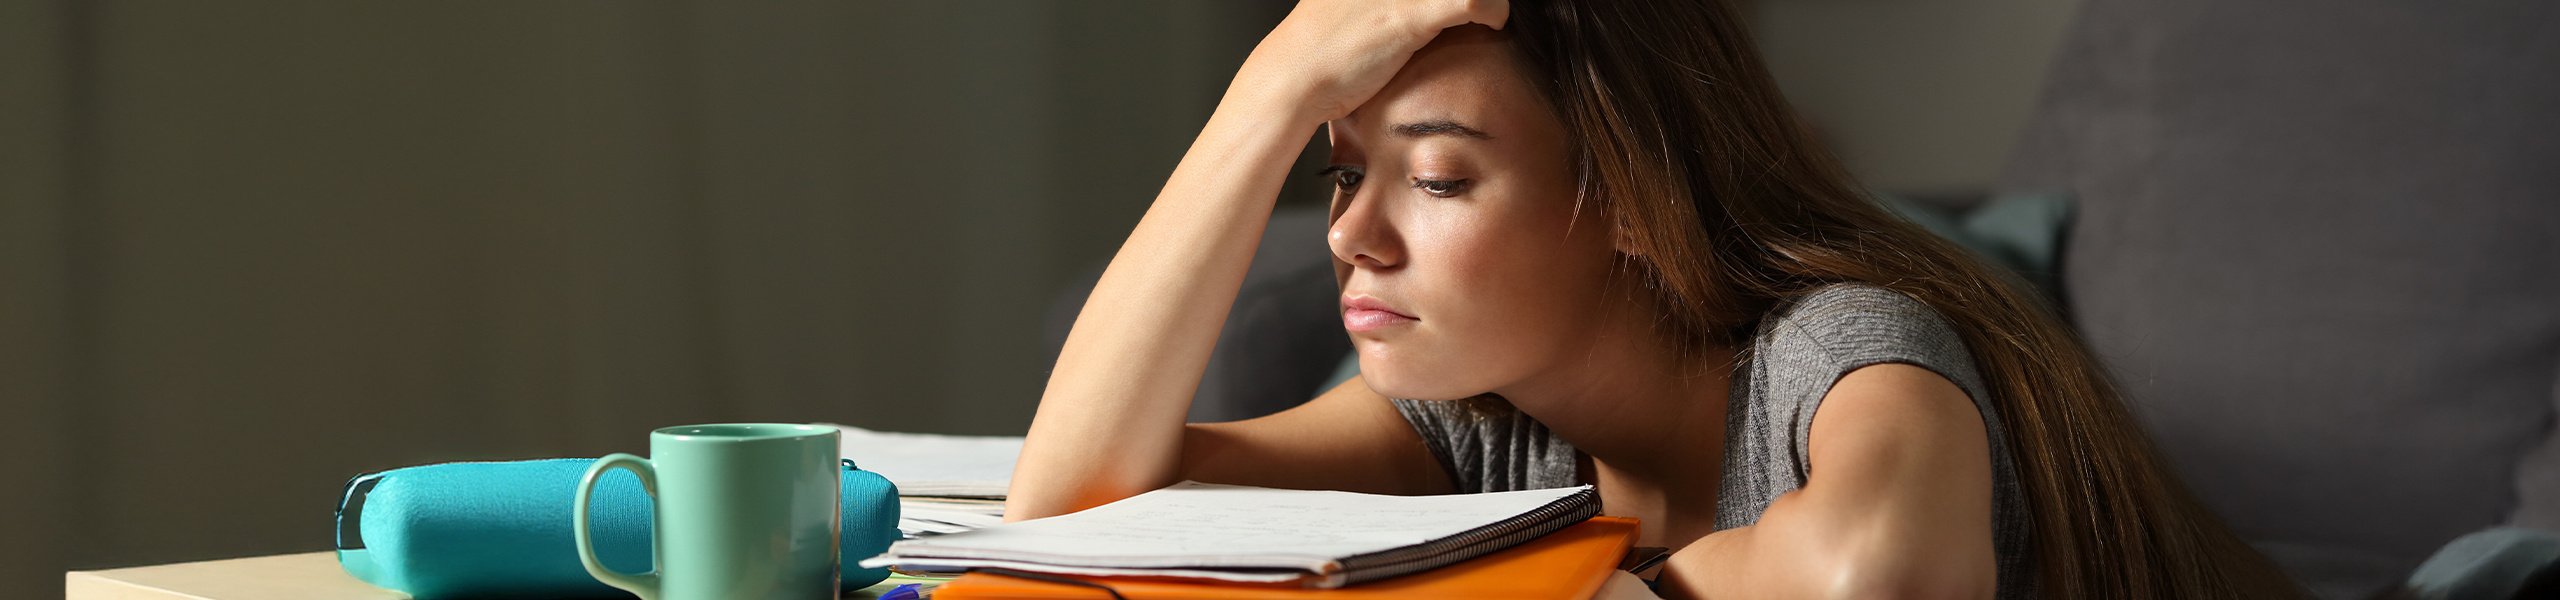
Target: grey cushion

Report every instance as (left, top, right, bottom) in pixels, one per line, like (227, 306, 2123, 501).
(1042, 205, 1346, 424)
(1879, 192, 2074, 300)
(2399, 528, 2560, 600)
(2001, 1, 2560, 597)
(1188, 215, 1345, 423)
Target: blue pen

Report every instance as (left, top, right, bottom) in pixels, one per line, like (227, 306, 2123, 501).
(879, 583, 926, 600)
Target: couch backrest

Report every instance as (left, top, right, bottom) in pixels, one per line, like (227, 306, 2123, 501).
(2001, 1, 2560, 596)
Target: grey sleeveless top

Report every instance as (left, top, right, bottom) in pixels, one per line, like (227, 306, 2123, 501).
(1389, 284, 2032, 597)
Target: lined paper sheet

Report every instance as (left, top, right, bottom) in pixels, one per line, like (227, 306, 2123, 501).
(861, 481, 1593, 581)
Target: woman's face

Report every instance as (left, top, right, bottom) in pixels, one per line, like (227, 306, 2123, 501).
(1327, 26, 1629, 401)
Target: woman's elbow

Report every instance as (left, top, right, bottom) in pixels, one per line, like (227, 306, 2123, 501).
(1818, 547, 1996, 600)
(1002, 473, 1167, 522)
(1003, 425, 1207, 522)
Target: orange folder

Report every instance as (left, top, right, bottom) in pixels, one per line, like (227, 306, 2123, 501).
(930, 516, 1640, 600)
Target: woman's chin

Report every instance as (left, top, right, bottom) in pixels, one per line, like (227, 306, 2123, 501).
(1356, 368, 1482, 402)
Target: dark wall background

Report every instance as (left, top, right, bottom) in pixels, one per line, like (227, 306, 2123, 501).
(2, 0, 2075, 595)
(2, 0, 1308, 585)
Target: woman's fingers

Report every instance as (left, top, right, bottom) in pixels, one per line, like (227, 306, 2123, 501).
(1232, 0, 1515, 126)
(1388, 0, 1510, 49)
(1427, 0, 1509, 32)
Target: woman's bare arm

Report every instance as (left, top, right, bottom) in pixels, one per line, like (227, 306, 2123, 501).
(1004, 0, 1511, 522)
(1003, 92, 1314, 521)
(1658, 364, 2000, 599)
(1180, 374, 1455, 496)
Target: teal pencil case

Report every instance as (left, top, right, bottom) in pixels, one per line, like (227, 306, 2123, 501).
(334, 457, 900, 599)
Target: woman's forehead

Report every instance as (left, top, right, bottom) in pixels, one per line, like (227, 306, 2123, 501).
(1332, 26, 1551, 147)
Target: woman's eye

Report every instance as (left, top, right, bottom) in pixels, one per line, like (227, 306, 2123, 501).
(1318, 166, 1364, 193)
(1411, 178, 1470, 198)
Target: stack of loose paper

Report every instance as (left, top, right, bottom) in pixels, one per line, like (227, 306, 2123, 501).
(828, 424, 1023, 537)
(833, 424, 1021, 498)
(897, 497, 1007, 536)
(861, 481, 1600, 588)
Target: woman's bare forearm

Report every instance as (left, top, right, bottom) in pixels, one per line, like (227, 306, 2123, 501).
(1004, 94, 1318, 521)
(1003, 0, 1509, 521)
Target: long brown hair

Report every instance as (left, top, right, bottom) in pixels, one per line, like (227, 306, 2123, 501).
(1502, 1, 2301, 597)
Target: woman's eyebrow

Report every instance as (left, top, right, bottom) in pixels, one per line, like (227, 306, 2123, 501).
(1390, 119, 1494, 140)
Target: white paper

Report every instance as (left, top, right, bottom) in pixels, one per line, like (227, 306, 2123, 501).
(862, 481, 1591, 576)
(899, 497, 1008, 537)
(827, 423, 1020, 498)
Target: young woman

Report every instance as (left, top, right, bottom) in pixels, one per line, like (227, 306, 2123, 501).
(1006, 1, 2300, 597)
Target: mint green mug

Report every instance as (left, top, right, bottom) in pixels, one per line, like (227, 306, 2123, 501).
(574, 423, 842, 600)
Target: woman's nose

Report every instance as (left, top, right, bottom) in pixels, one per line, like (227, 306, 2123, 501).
(1327, 192, 1403, 270)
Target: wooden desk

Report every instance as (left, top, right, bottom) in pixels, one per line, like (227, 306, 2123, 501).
(65, 552, 935, 600)
(67, 553, 403, 600)
(68, 551, 1659, 600)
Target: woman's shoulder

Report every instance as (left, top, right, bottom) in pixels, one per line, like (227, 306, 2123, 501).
(1768, 283, 1948, 332)
(1749, 283, 1979, 386)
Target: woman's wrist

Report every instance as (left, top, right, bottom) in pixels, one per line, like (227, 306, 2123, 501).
(1213, 72, 1328, 138)
(1179, 91, 1323, 198)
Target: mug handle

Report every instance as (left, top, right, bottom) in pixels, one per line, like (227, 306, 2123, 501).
(576, 453, 662, 600)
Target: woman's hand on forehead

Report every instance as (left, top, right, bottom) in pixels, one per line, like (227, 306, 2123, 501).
(1230, 0, 1510, 127)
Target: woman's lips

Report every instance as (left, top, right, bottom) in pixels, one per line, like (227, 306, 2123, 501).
(1342, 295, 1417, 333)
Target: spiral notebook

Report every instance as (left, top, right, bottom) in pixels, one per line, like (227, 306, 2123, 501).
(859, 481, 1600, 588)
